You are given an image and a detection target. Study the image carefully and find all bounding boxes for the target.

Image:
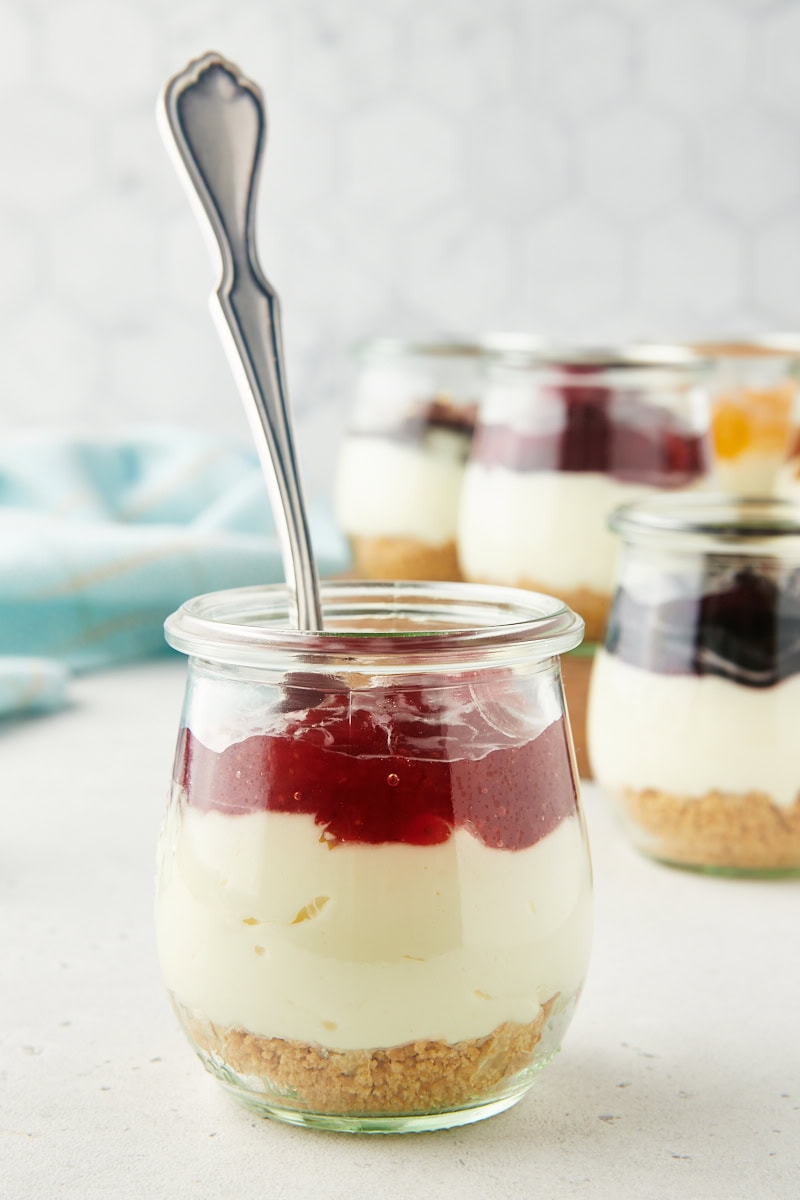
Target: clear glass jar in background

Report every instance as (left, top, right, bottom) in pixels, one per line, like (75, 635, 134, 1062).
(693, 336, 800, 497)
(588, 494, 800, 876)
(333, 338, 487, 582)
(457, 344, 712, 645)
(158, 580, 592, 1133)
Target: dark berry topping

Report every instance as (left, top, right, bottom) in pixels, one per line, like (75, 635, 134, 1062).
(606, 562, 800, 687)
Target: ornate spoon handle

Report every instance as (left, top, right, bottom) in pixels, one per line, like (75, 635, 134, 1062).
(159, 51, 323, 631)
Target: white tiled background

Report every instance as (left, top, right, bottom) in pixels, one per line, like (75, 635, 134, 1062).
(3, 0, 800, 494)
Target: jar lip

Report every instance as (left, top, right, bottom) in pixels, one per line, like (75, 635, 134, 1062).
(610, 493, 800, 541)
(485, 341, 711, 373)
(353, 336, 713, 379)
(689, 333, 800, 360)
(164, 579, 584, 665)
(484, 343, 712, 391)
(353, 333, 545, 361)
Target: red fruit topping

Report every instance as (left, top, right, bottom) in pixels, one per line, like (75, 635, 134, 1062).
(400, 812, 452, 846)
(175, 683, 579, 851)
(470, 381, 708, 486)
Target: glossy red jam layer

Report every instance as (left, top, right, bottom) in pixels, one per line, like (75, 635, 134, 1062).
(471, 382, 707, 485)
(175, 687, 578, 851)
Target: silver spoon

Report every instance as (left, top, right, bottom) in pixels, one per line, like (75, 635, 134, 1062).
(159, 51, 323, 631)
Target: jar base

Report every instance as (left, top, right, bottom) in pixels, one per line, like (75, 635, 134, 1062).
(221, 1078, 536, 1133)
(615, 785, 800, 876)
(185, 1009, 560, 1133)
(642, 850, 800, 881)
(173, 991, 566, 1134)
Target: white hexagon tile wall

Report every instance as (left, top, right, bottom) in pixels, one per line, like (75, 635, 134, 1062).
(2, 0, 800, 495)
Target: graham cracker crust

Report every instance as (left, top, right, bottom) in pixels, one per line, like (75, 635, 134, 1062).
(350, 535, 462, 582)
(177, 996, 557, 1116)
(621, 786, 800, 871)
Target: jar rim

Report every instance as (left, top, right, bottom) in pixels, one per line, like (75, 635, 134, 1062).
(485, 341, 710, 373)
(352, 333, 545, 361)
(353, 336, 713, 385)
(484, 343, 712, 391)
(164, 579, 584, 668)
(610, 493, 800, 542)
(690, 333, 800, 361)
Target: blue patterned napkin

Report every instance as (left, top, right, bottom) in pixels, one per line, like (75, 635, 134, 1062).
(0, 430, 349, 717)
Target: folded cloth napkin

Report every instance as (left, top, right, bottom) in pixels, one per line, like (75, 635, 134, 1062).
(0, 429, 349, 717)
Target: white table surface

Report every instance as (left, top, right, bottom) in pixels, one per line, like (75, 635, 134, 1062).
(3, 658, 799, 1200)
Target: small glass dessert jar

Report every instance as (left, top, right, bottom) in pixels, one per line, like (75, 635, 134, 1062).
(334, 339, 485, 582)
(693, 336, 800, 497)
(157, 580, 592, 1133)
(457, 344, 712, 645)
(588, 494, 800, 876)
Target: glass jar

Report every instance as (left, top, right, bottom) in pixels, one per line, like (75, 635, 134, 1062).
(157, 580, 592, 1133)
(334, 339, 487, 582)
(457, 344, 712, 645)
(693, 336, 800, 497)
(588, 494, 800, 876)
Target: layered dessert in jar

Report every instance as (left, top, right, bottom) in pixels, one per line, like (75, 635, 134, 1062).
(588, 495, 800, 874)
(694, 337, 800, 497)
(334, 339, 483, 581)
(157, 581, 592, 1131)
(458, 345, 711, 644)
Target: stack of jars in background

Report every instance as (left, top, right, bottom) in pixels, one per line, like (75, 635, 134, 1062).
(335, 337, 715, 773)
(334, 335, 800, 875)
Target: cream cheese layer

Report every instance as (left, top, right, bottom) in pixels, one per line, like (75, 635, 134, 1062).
(457, 467, 657, 593)
(334, 433, 467, 546)
(588, 649, 800, 808)
(713, 455, 787, 497)
(156, 806, 592, 1051)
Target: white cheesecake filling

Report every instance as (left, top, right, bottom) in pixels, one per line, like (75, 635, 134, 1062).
(156, 807, 592, 1051)
(588, 650, 800, 807)
(458, 467, 659, 593)
(334, 433, 466, 546)
(712, 455, 787, 497)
